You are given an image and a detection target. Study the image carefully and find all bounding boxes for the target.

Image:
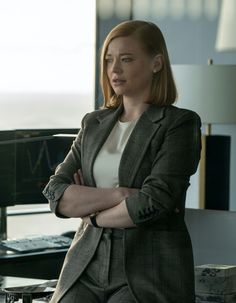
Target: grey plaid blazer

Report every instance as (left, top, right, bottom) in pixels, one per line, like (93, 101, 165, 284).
(43, 103, 201, 303)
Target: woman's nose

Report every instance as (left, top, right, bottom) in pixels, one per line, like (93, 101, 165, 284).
(111, 60, 122, 73)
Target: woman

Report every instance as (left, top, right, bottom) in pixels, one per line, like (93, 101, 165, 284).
(43, 20, 201, 303)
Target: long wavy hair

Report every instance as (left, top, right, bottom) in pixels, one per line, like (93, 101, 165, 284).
(100, 20, 177, 108)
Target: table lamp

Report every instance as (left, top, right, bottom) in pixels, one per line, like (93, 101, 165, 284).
(172, 64, 236, 210)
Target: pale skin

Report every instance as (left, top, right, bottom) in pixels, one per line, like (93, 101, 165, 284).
(58, 35, 163, 228)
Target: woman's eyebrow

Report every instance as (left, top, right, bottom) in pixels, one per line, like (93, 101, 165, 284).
(120, 53, 133, 56)
(105, 52, 133, 56)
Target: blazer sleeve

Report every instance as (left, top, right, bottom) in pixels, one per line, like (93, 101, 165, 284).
(42, 114, 88, 217)
(125, 110, 202, 226)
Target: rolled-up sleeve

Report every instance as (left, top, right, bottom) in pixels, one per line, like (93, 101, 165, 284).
(43, 114, 87, 217)
(125, 110, 202, 226)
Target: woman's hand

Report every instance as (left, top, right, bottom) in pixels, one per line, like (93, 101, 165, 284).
(73, 169, 84, 185)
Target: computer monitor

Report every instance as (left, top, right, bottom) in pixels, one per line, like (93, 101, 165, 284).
(0, 129, 78, 207)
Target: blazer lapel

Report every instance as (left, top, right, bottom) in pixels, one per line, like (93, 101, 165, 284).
(82, 105, 123, 186)
(119, 105, 165, 187)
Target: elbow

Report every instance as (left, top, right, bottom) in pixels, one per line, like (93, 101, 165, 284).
(57, 197, 87, 218)
(57, 199, 72, 217)
(57, 198, 76, 218)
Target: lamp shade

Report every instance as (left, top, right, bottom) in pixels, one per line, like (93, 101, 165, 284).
(172, 65, 236, 124)
(215, 0, 236, 51)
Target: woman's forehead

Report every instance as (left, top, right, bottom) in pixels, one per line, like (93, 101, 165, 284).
(106, 36, 145, 55)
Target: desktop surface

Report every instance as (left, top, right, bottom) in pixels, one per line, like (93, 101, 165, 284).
(0, 247, 67, 280)
(0, 276, 55, 303)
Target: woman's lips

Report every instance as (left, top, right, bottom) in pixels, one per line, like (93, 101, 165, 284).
(112, 79, 126, 86)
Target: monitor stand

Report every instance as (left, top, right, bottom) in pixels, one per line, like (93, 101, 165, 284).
(0, 207, 7, 241)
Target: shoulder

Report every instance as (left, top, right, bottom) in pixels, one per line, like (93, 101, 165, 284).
(146, 104, 201, 125)
(164, 105, 201, 121)
(163, 105, 202, 126)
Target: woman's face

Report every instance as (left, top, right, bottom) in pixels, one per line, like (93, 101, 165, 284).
(105, 36, 158, 102)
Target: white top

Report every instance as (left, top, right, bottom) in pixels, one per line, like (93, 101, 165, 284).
(93, 119, 137, 188)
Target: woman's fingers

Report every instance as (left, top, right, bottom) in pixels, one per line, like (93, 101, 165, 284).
(74, 169, 84, 185)
(78, 169, 84, 185)
(74, 172, 80, 185)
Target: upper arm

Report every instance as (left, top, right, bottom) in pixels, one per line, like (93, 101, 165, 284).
(153, 110, 201, 175)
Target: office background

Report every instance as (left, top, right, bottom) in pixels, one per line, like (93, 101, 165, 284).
(1, 0, 236, 265)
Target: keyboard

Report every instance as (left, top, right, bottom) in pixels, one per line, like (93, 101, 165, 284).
(0, 235, 72, 253)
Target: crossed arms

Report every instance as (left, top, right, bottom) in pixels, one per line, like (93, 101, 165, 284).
(58, 169, 138, 228)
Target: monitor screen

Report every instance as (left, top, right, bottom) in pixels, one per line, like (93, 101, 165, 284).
(0, 129, 78, 207)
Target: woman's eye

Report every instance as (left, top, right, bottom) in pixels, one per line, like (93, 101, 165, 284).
(122, 57, 132, 62)
(105, 58, 113, 64)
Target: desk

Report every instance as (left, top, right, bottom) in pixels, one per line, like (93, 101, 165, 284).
(0, 248, 67, 279)
(0, 276, 53, 303)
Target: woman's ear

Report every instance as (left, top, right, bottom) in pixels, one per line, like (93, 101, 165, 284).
(152, 54, 163, 73)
